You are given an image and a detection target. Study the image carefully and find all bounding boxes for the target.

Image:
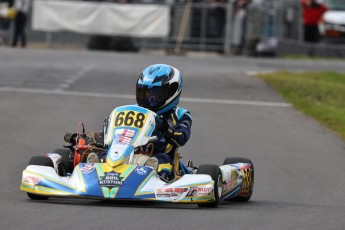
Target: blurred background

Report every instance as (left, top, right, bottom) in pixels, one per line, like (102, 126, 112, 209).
(0, 0, 344, 57)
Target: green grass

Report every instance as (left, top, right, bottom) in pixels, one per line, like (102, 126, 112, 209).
(282, 55, 345, 61)
(258, 71, 345, 139)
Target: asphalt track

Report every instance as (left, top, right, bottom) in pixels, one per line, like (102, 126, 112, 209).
(1, 48, 345, 230)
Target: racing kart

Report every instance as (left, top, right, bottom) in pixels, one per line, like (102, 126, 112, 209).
(20, 105, 254, 207)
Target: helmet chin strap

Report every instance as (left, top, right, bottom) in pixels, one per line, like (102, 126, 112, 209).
(155, 96, 180, 115)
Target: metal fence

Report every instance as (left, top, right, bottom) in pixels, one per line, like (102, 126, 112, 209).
(247, 0, 302, 40)
(245, 0, 302, 55)
(1, 0, 303, 55)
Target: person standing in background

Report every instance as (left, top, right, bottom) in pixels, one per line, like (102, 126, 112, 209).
(300, 0, 327, 43)
(231, 0, 249, 55)
(11, 0, 31, 48)
(210, 0, 227, 39)
(0, 0, 13, 45)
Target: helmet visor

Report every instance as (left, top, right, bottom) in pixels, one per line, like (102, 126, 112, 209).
(136, 84, 169, 110)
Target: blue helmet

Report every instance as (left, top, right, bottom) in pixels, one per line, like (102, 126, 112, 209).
(136, 64, 182, 115)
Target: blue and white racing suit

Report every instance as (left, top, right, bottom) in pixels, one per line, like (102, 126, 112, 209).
(149, 107, 192, 179)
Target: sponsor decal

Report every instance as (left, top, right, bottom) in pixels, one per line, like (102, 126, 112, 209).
(155, 187, 189, 201)
(98, 171, 123, 188)
(135, 166, 148, 176)
(239, 163, 251, 170)
(80, 163, 96, 174)
(187, 187, 213, 196)
(114, 129, 136, 145)
(113, 133, 122, 143)
(24, 175, 41, 185)
(222, 171, 239, 194)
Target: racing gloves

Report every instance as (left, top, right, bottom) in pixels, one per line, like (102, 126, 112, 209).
(155, 114, 191, 147)
(155, 116, 173, 139)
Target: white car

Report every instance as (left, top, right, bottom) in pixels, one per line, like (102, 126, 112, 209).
(320, 0, 345, 43)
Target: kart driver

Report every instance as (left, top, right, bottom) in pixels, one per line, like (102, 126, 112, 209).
(64, 64, 192, 181)
(133, 64, 192, 180)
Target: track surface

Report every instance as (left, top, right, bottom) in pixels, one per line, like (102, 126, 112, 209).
(1, 48, 345, 230)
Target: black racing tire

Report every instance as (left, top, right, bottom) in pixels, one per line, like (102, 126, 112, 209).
(87, 35, 111, 50)
(196, 164, 222, 208)
(26, 156, 54, 200)
(52, 148, 72, 174)
(29, 156, 54, 168)
(223, 157, 254, 202)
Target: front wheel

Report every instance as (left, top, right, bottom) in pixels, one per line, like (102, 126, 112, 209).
(196, 164, 222, 208)
(26, 156, 53, 200)
(223, 157, 254, 202)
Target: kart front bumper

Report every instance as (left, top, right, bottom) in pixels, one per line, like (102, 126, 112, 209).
(20, 164, 216, 204)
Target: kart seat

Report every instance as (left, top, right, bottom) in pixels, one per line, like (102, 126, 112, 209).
(132, 154, 158, 171)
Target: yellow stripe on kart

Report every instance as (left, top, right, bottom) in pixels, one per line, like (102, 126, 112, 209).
(75, 167, 87, 192)
(20, 184, 77, 196)
(23, 170, 86, 193)
(109, 187, 120, 198)
(106, 155, 125, 167)
(96, 164, 108, 198)
(117, 165, 136, 179)
(134, 171, 155, 196)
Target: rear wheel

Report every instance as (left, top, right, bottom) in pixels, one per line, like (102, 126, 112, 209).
(223, 157, 254, 202)
(52, 148, 72, 174)
(196, 164, 222, 208)
(26, 156, 54, 200)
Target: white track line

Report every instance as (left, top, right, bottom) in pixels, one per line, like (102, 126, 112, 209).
(0, 87, 291, 107)
(59, 66, 95, 90)
(182, 97, 291, 107)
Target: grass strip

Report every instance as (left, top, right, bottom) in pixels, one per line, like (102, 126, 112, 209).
(258, 71, 345, 139)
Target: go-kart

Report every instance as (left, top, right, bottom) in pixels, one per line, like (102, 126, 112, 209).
(20, 105, 254, 207)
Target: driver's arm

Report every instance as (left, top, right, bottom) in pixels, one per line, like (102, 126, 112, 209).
(165, 114, 192, 147)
